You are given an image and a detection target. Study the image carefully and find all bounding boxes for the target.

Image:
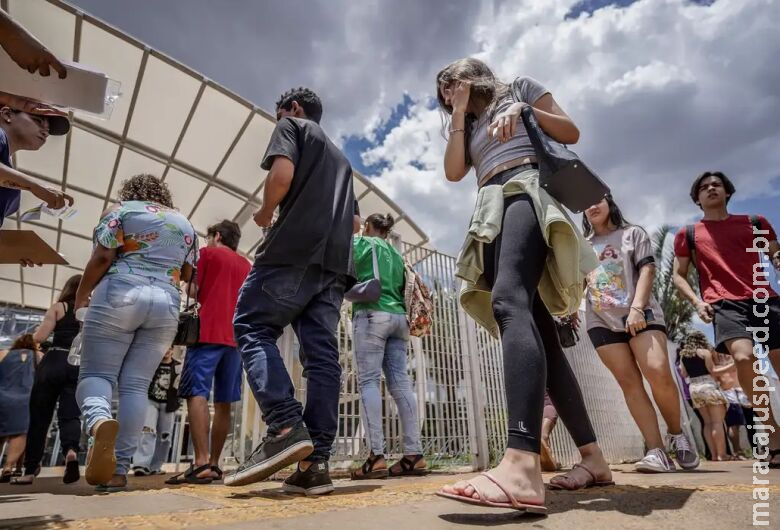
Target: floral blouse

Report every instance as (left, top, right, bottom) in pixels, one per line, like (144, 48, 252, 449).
(94, 201, 198, 285)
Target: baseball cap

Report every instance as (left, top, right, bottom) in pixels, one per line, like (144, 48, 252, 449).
(0, 91, 70, 135)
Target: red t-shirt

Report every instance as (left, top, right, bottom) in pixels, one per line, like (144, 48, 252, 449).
(196, 246, 251, 347)
(673, 215, 778, 304)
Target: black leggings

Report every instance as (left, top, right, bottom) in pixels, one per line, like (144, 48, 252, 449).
(483, 191, 596, 454)
(23, 349, 81, 471)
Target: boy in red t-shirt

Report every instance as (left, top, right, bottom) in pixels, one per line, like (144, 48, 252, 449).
(672, 171, 780, 467)
(172, 220, 251, 484)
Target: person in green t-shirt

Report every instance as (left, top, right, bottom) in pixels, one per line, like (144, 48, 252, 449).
(350, 213, 428, 480)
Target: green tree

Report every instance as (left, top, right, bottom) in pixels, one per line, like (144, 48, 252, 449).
(651, 225, 699, 342)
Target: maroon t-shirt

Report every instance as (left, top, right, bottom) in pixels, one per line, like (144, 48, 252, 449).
(673, 215, 778, 304)
(196, 246, 251, 347)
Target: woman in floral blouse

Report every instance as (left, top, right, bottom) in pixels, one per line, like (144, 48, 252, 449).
(74, 174, 197, 490)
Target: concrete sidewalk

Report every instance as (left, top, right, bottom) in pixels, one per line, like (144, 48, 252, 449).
(0, 461, 776, 529)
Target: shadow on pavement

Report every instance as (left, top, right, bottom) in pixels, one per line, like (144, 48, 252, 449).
(230, 484, 382, 500)
(0, 514, 69, 529)
(438, 484, 695, 526)
(0, 473, 206, 497)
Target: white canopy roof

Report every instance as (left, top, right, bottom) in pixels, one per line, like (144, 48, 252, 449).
(0, 0, 428, 310)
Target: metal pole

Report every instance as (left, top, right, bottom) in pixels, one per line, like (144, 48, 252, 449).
(458, 303, 489, 470)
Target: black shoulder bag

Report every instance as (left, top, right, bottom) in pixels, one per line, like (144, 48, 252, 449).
(173, 237, 200, 346)
(511, 78, 611, 213)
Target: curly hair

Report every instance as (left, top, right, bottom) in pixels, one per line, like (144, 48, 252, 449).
(118, 174, 174, 208)
(680, 330, 711, 358)
(275, 87, 323, 123)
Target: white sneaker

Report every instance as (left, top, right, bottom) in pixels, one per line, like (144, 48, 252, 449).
(669, 433, 700, 470)
(635, 448, 676, 473)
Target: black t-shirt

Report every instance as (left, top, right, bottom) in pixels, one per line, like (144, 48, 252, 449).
(258, 117, 356, 279)
(0, 128, 21, 228)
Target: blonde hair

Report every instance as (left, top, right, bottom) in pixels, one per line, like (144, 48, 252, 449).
(680, 331, 711, 358)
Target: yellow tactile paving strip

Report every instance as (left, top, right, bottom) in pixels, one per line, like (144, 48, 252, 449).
(55, 473, 779, 530)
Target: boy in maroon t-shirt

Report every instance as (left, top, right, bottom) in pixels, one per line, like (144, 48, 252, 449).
(672, 171, 780, 467)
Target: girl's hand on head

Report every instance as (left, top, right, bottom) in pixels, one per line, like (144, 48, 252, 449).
(444, 81, 471, 113)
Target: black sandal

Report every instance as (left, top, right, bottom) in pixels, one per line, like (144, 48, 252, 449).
(211, 465, 223, 480)
(389, 455, 430, 477)
(165, 464, 214, 485)
(63, 459, 80, 484)
(351, 454, 389, 480)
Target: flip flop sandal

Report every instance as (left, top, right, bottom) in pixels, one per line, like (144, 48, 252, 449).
(389, 454, 431, 477)
(9, 475, 35, 486)
(165, 464, 214, 485)
(548, 463, 615, 491)
(63, 459, 80, 484)
(85, 419, 119, 486)
(436, 471, 547, 514)
(351, 454, 389, 480)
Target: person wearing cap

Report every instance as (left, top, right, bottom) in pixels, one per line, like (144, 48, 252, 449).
(0, 92, 73, 233)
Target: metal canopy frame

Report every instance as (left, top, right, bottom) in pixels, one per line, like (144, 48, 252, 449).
(0, 0, 428, 309)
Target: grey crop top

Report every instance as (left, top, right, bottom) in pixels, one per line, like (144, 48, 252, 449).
(469, 76, 549, 184)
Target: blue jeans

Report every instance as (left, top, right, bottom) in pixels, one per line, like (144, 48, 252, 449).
(353, 310, 422, 455)
(76, 274, 180, 475)
(233, 264, 346, 462)
(132, 401, 175, 472)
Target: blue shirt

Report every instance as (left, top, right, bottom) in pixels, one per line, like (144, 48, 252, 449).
(0, 129, 21, 228)
(94, 201, 198, 286)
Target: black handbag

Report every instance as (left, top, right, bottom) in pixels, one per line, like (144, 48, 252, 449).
(511, 79, 610, 213)
(173, 238, 200, 346)
(345, 239, 382, 303)
(555, 316, 580, 349)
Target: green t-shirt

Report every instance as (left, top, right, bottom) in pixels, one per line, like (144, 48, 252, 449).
(352, 236, 406, 315)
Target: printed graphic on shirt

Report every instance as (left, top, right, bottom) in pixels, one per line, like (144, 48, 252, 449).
(149, 365, 174, 402)
(587, 244, 628, 311)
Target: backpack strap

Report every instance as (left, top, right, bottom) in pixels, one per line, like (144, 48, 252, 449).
(685, 224, 696, 266)
(750, 215, 761, 233)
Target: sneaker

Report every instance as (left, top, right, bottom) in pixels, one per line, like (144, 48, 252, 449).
(224, 422, 313, 487)
(635, 448, 676, 473)
(669, 433, 700, 470)
(283, 461, 335, 496)
(133, 466, 151, 477)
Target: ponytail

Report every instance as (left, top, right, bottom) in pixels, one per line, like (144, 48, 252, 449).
(365, 213, 395, 238)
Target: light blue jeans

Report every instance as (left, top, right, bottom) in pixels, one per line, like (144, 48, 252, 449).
(76, 274, 179, 475)
(353, 310, 422, 455)
(132, 401, 175, 472)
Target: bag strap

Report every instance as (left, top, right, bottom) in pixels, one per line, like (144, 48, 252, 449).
(183, 227, 198, 314)
(368, 238, 380, 281)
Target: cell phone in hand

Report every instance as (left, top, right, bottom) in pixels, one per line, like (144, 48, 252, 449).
(622, 308, 654, 326)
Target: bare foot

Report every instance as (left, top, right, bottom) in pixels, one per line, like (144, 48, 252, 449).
(440, 449, 544, 505)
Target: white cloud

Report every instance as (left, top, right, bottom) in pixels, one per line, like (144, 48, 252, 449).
(362, 0, 780, 254)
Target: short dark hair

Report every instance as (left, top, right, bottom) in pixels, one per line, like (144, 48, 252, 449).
(689, 171, 736, 206)
(207, 220, 241, 251)
(276, 87, 323, 123)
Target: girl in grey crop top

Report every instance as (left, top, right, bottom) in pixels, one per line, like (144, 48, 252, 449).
(468, 77, 549, 183)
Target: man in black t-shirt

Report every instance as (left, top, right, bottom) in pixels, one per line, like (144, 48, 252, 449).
(228, 88, 358, 495)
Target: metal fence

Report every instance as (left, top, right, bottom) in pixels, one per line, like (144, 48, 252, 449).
(3, 244, 663, 472)
(226, 244, 651, 471)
